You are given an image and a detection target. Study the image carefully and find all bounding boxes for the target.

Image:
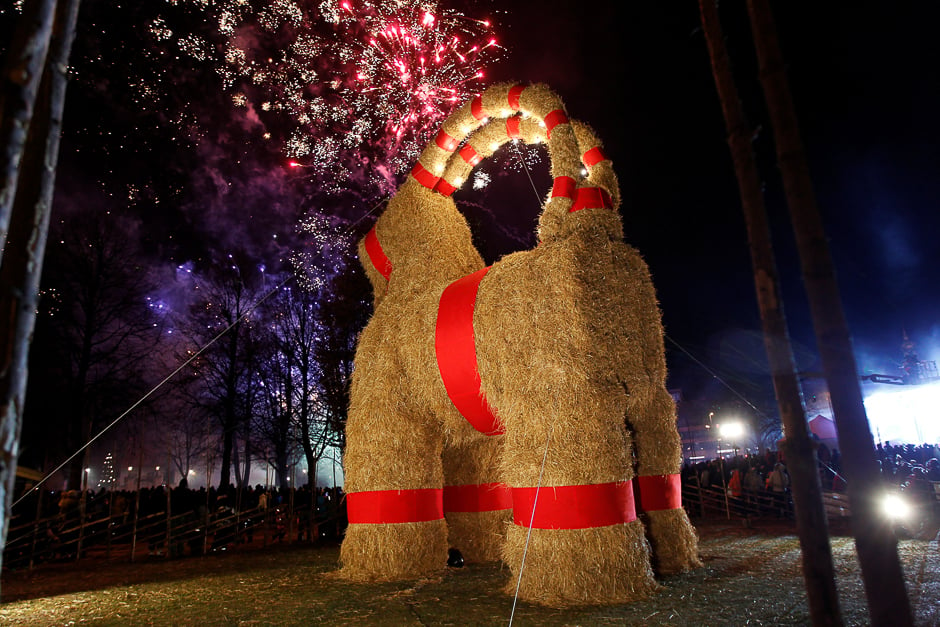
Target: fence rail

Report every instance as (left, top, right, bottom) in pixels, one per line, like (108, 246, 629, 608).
(3, 491, 346, 572)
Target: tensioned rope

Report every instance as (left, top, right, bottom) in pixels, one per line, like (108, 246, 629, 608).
(14, 192, 394, 508)
(506, 142, 554, 625)
(12, 273, 295, 508)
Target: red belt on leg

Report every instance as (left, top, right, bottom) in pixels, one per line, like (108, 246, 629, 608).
(633, 474, 682, 513)
(347, 488, 444, 524)
(511, 481, 637, 529)
(444, 482, 512, 513)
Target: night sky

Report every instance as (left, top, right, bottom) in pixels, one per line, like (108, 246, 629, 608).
(6, 0, 940, 418)
(483, 1, 940, 401)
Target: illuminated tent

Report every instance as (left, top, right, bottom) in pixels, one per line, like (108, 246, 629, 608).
(808, 414, 838, 441)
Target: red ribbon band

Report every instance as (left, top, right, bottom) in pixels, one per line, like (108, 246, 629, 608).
(551, 176, 577, 200)
(444, 482, 512, 513)
(459, 144, 482, 166)
(347, 488, 444, 524)
(506, 116, 522, 139)
(435, 177, 457, 197)
(411, 162, 441, 191)
(543, 109, 569, 139)
(435, 267, 504, 436)
(634, 474, 682, 512)
(363, 225, 392, 281)
(570, 186, 613, 212)
(507, 84, 525, 111)
(582, 146, 608, 167)
(435, 129, 459, 152)
(512, 481, 637, 529)
(471, 95, 486, 121)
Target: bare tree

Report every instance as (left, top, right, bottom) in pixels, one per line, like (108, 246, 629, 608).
(31, 209, 161, 488)
(0, 0, 80, 587)
(183, 261, 262, 490)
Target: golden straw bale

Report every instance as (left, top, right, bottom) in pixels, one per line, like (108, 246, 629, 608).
(501, 522, 657, 607)
(340, 521, 447, 582)
(643, 508, 703, 575)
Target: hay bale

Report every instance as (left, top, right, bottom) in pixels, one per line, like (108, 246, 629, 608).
(501, 523, 658, 606)
(443, 436, 509, 563)
(339, 520, 447, 582)
(643, 508, 703, 575)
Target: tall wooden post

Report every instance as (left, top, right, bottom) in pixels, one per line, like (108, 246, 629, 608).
(745, 1, 913, 624)
(697, 2, 843, 624)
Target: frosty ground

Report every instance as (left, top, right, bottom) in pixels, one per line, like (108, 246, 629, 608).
(2, 519, 938, 626)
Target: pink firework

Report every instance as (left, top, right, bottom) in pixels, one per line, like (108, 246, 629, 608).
(148, 0, 502, 195)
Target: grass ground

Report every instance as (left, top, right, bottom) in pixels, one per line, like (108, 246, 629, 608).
(1, 518, 938, 626)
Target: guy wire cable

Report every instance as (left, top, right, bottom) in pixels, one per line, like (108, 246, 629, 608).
(506, 136, 555, 626)
(15, 192, 391, 506)
(13, 273, 294, 507)
(508, 423, 554, 627)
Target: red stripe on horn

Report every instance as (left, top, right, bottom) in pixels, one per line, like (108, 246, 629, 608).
(435, 267, 504, 436)
(551, 176, 577, 200)
(459, 144, 482, 166)
(506, 116, 522, 139)
(543, 109, 569, 139)
(582, 146, 608, 167)
(634, 474, 682, 512)
(470, 95, 486, 120)
(444, 483, 512, 513)
(435, 129, 459, 152)
(410, 161, 440, 190)
(363, 225, 392, 281)
(347, 489, 444, 524)
(512, 482, 637, 529)
(570, 186, 613, 212)
(507, 84, 525, 110)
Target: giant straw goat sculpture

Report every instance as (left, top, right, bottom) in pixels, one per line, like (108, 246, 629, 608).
(339, 83, 701, 606)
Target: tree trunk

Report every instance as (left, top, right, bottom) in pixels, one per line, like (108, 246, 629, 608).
(698, 2, 843, 624)
(745, 1, 913, 625)
(0, 0, 80, 591)
(0, 0, 55, 259)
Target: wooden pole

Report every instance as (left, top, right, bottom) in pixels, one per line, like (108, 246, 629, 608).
(697, 2, 843, 624)
(744, 1, 913, 624)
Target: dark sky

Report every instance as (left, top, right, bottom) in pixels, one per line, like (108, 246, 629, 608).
(9, 0, 939, 406)
(476, 1, 940, 399)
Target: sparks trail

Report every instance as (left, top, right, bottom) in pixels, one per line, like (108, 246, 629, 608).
(147, 0, 502, 199)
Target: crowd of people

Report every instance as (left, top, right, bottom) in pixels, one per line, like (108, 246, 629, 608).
(6, 481, 348, 567)
(681, 440, 940, 520)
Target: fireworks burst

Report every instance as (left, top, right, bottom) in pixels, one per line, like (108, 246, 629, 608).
(147, 0, 503, 199)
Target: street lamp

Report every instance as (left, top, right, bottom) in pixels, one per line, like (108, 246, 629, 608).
(719, 421, 745, 458)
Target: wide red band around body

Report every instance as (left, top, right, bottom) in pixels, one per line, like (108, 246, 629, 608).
(506, 116, 522, 139)
(512, 481, 637, 529)
(507, 84, 526, 110)
(347, 488, 444, 524)
(634, 474, 682, 512)
(411, 162, 440, 191)
(363, 225, 392, 281)
(470, 95, 486, 120)
(582, 146, 608, 167)
(435, 267, 505, 436)
(543, 109, 569, 138)
(459, 144, 482, 166)
(551, 176, 577, 200)
(434, 177, 457, 196)
(444, 482, 512, 513)
(570, 186, 613, 212)
(435, 129, 459, 152)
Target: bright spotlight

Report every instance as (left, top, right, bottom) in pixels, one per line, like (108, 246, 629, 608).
(719, 422, 744, 439)
(882, 493, 910, 521)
